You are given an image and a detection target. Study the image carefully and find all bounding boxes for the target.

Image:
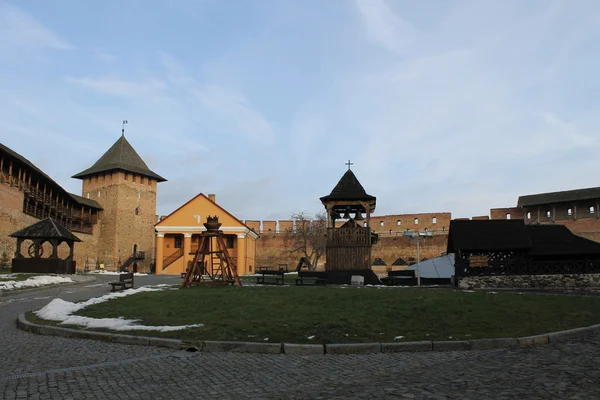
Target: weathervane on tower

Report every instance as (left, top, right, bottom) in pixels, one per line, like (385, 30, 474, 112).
(122, 120, 128, 137)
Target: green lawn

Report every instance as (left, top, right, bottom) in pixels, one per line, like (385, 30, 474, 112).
(31, 286, 600, 344)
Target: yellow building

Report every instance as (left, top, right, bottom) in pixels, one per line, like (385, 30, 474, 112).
(154, 193, 258, 275)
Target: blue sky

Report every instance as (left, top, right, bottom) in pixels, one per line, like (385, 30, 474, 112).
(1, 0, 599, 220)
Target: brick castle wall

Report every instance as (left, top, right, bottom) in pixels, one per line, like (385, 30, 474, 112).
(82, 171, 157, 271)
(0, 183, 38, 258)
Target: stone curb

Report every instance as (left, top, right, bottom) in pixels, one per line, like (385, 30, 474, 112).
(1, 275, 97, 298)
(16, 313, 600, 355)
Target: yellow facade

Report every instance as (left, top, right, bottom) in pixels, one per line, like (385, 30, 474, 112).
(154, 193, 258, 275)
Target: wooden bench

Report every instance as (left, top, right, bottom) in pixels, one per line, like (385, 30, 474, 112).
(108, 272, 134, 292)
(255, 270, 284, 285)
(295, 276, 327, 286)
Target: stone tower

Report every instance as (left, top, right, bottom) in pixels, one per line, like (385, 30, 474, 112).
(72, 134, 166, 270)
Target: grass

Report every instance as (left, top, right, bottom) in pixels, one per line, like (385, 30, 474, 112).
(30, 285, 600, 344)
(0, 273, 43, 282)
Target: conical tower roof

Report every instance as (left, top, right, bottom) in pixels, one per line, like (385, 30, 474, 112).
(72, 135, 166, 181)
(320, 169, 376, 203)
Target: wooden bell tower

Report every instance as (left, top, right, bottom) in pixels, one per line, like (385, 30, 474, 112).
(320, 162, 379, 283)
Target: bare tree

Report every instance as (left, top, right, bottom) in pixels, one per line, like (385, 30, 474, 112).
(285, 210, 327, 271)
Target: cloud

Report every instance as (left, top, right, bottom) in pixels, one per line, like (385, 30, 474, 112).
(354, 0, 415, 54)
(192, 84, 274, 143)
(0, 4, 72, 50)
(65, 77, 167, 97)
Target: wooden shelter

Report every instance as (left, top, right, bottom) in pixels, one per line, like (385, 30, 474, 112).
(10, 217, 81, 274)
(320, 166, 379, 284)
(448, 219, 600, 280)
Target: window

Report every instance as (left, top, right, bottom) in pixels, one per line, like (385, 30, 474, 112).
(380, 221, 384, 227)
(397, 220, 401, 226)
(363, 222, 367, 227)
(432, 217, 437, 224)
(97, 191, 101, 198)
(442, 227, 445, 232)
(86, 192, 90, 199)
(506, 213, 511, 220)
(526, 212, 531, 219)
(135, 207, 139, 216)
(546, 210, 551, 218)
(568, 208, 572, 216)
(424, 227, 428, 232)
(590, 206, 595, 214)
(226, 237, 235, 248)
(414, 218, 419, 225)
(174, 236, 182, 249)
(249, 265, 252, 272)
(137, 191, 141, 199)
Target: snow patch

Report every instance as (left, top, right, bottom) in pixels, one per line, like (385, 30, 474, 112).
(0, 276, 73, 291)
(35, 285, 202, 332)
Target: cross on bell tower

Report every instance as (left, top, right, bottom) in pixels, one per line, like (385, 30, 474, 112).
(345, 160, 353, 170)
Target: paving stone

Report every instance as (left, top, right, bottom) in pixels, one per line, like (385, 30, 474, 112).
(203, 340, 282, 354)
(517, 334, 550, 346)
(469, 338, 518, 350)
(432, 340, 470, 351)
(326, 343, 381, 354)
(381, 341, 432, 352)
(1, 275, 600, 399)
(548, 327, 592, 343)
(283, 343, 324, 355)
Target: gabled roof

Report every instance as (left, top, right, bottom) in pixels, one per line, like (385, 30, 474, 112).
(10, 217, 81, 242)
(392, 257, 408, 266)
(155, 193, 259, 238)
(72, 135, 166, 182)
(447, 220, 532, 253)
(320, 169, 376, 203)
(518, 187, 600, 207)
(372, 257, 386, 266)
(527, 225, 600, 256)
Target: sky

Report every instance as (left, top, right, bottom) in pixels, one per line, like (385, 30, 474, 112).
(1, 0, 599, 221)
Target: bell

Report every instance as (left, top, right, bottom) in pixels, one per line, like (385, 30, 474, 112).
(342, 209, 351, 219)
(354, 211, 364, 220)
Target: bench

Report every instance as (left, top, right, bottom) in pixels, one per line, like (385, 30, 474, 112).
(108, 272, 134, 292)
(295, 276, 327, 286)
(255, 270, 284, 285)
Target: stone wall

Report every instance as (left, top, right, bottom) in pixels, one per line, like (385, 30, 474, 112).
(82, 171, 158, 271)
(0, 183, 37, 258)
(458, 274, 600, 290)
(244, 212, 452, 235)
(255, 231, 449, 270)
(490, 207, 524, 220)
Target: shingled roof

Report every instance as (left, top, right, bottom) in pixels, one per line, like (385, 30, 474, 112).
(72, 135, 166, 182)
(518, 187, 600, 207)
(320, 169, 376, 203)
(447, 220, 532, 253)
(1, 143, 101, 210)
(10, 217, 81, 242)
(526, 225, 600, 256)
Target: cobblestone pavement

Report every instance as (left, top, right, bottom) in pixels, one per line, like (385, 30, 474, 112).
(0, 277, 599, 399)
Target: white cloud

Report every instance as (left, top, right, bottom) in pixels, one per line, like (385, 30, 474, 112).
(354, 0, 415, 54)
(192, 84, 273, 143)
(0, 4, 72, 50)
